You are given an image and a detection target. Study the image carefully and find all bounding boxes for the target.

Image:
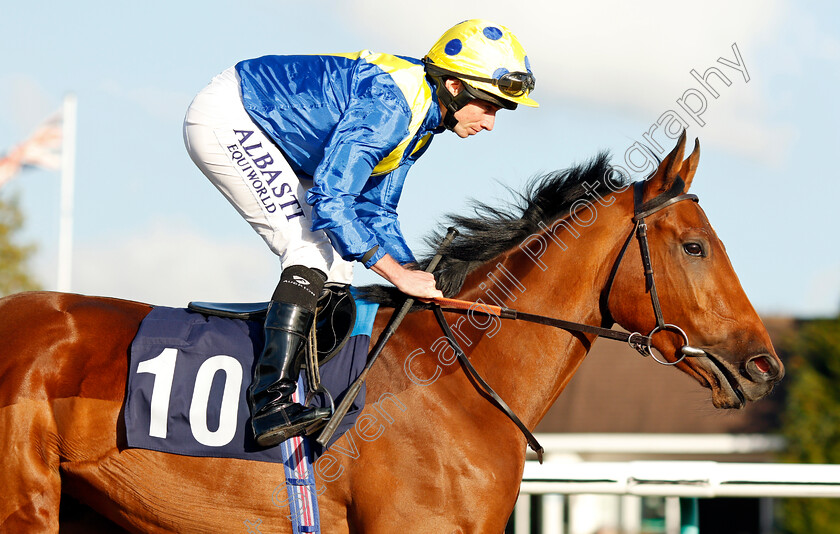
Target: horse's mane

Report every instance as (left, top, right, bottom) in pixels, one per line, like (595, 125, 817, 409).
(357, 151, 627, 307)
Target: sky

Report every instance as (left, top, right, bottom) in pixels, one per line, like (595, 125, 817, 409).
(0, 0, 838, 317)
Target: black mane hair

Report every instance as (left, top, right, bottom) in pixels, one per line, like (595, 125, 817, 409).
(357, 152, 629, 307)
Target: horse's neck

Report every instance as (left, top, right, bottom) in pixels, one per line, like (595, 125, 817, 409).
(454, 204, 629, 428)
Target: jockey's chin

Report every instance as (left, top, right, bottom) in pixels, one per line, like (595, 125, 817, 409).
(452, 124, 486, 138)
(451, 100, 498, 138)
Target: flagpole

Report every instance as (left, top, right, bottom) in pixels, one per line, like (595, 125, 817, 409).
(57, 93, 76, 292)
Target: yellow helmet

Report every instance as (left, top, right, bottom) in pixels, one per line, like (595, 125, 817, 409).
(424, 19, 538, 111)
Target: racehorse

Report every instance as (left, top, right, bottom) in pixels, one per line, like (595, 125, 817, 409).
(0, 134, 783, 533)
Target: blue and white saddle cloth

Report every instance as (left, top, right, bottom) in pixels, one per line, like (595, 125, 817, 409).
(124, 296, 380, 533)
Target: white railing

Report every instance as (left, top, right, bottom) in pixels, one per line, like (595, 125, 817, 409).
(512, 435, 836, 534)
(520, 460, 840, 498)
(528, 433, 786, 457)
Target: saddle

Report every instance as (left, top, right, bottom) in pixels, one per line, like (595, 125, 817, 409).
(188, 283, 357, 367)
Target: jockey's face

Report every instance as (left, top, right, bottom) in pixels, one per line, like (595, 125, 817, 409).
(444, 79, 500, 138)
(452, 99, 499, 138)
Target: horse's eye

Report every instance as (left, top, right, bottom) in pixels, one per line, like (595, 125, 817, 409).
(683, 242, 704, 257)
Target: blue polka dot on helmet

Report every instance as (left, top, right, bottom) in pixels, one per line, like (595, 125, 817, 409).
(483, 26, 503, 40)
(424, 19, 538, 108)
(444, 38, 462, 56)
(493, 67, 510, 79)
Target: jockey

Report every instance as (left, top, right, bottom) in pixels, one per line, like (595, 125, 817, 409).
(183, 19, 537, 447)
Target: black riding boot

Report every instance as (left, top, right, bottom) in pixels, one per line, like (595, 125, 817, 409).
(249, 266, 330, 447)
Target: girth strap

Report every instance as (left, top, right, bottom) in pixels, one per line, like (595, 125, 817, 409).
(432, 306, 545, 463)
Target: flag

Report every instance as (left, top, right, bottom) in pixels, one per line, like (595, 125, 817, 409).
(0, 111, 63, 189)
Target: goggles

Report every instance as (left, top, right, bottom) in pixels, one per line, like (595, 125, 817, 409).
(424, 61, 536, 98)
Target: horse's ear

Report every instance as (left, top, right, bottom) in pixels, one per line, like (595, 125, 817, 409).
(678, 137, 700, 192)
(644, 131, 687, 201)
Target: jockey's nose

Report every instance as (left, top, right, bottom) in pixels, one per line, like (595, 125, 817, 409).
(482, 112, 496, 132)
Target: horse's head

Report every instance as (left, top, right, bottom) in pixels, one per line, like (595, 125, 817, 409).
(606, 133, 784, 408)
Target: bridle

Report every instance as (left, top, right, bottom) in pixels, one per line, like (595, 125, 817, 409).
(602, 177, 703, 364)
(429, 177, 702, 461)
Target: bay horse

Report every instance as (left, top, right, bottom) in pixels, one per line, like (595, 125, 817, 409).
(0, 134, 783, 533)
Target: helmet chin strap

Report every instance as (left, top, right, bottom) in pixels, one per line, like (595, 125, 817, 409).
(433, 77, 474, 131)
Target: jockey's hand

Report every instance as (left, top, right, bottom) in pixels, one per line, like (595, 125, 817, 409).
(371, 254, 444, 299)
(394, 269, 443, 299)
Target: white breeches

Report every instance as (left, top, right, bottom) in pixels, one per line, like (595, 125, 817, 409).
(183, 67, 354, 284)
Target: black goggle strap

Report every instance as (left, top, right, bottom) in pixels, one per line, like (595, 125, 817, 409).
(459, 82, 517, 110)
(424, 61, 535, 97)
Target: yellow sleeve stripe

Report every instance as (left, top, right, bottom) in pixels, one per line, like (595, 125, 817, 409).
(329, 51, 434, 176)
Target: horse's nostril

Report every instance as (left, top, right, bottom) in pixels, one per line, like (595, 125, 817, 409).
(746, 355, 780, 382)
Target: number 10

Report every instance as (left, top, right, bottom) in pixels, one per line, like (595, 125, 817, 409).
(137, 348, 243, 447)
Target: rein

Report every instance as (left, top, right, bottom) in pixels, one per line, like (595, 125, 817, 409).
(428, 178, 701, 461)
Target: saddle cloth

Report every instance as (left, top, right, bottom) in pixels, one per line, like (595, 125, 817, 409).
(123, 297, 379, 463)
